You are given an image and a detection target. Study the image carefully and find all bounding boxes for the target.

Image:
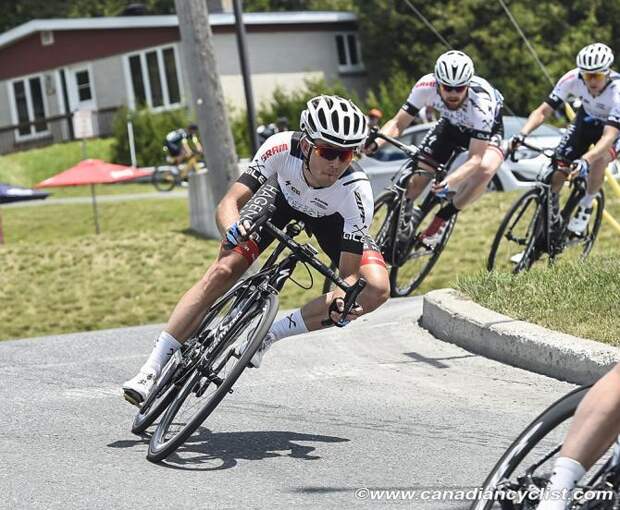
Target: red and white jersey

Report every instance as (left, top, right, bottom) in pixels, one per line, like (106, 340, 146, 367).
(237, 131, 374, 253)
(546, 68, 620, 127)
(402, 73, 503, 140)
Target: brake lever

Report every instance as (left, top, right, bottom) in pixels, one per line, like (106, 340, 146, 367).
(334, 278, 367, 328)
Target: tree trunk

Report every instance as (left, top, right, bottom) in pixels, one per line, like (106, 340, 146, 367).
(176, 0, 239, 238)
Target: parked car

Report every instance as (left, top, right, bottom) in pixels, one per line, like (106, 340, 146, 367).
(361, 115, 563, 196)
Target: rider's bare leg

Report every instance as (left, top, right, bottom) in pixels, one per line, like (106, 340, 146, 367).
(560, 363, 620, 469)
(165, 247, 250, 343)
(453, 146, 504, 210)
(406, 161, 435, 201)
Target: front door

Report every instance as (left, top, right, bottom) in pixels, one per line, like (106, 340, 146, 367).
(66, 65, 97, 136)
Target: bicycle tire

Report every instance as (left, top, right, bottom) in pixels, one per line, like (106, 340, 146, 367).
(131, 283, 253, 434)
(147, 292, 278, 462)
(389, 204, 457, 297)
(471, 385, 590, 510)
(152, 165, 178, 192)
(560, 188, 605, 261)
(487, 188, 542, 273)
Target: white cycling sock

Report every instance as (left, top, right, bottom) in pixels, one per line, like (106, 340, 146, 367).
(580, 193, 596, 209)
(141, 331, 182, 376)
(536, 457, 585, 510)
(268, 309, 308, 341)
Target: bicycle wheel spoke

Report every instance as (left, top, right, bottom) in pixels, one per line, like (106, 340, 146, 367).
(390, 201, 456, 297)
(488, 190, 542, 273)
(147, 291, 277, 462)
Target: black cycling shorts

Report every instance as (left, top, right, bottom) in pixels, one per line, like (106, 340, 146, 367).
(417, 109, 504, 169)
(165, 140, 182, 157)
(554, 107, 619, 162)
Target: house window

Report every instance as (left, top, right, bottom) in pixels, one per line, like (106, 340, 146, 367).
(126, 46, 182, 109)
(75, 70, 92, 102)
(335, 33, 364, 72)
(11, 75, 48, 138)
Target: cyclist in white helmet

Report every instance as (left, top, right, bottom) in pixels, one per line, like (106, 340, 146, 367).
(512, 43, 620, 239)
(366, 50, 505, 248)
(122, 95, 390, 405)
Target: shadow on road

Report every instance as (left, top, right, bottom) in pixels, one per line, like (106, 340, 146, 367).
(108, 428, 349, 471)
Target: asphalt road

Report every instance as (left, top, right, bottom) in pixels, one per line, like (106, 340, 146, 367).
(0, 297, 576, 510)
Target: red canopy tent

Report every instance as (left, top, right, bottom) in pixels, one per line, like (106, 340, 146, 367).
(36, 159, 150, 233)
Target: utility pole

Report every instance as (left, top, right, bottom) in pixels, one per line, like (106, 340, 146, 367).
(232, 0, 259, 155)
(176, 0, 239, 238)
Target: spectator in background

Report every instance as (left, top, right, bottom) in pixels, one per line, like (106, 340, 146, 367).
(367, 108, 383, 129)
(257, 116, 290, 145)
(416, 105, 439, 124)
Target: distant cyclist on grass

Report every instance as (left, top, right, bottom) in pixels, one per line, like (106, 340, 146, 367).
(163, 123, 203, 166)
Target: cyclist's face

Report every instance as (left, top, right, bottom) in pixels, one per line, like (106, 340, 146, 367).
(582, 71, 608, 94)
(306, 141, 354, 186)
(438, 84, 468, 110)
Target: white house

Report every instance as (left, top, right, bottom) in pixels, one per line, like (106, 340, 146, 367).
(0, 9, 367, 154)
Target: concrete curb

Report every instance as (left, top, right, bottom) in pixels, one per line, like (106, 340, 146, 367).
(421, 289, 620, 385)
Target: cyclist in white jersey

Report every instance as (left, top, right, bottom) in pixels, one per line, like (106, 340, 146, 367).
(122, 95, 390, 405)
(366, 50, 505, 247)
(512, 43, 620, 237)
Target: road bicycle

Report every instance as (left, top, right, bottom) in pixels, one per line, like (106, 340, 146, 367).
(323, 131, 459, 297)
(471, 384, 620, 510)
(130, 208, 366, 463)
(487, 141, 604, 273)
(151, 153, 205, 192)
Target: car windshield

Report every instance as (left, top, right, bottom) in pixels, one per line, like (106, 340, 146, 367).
(504, 116, 560, 138)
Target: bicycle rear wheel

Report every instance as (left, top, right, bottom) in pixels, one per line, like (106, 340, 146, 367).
(389, 200, 457, 297)
(147, 292, 278, 463)
(470, 385, 616, 510)
(487, 188, 542, 273)
(152, 165, 179, 192)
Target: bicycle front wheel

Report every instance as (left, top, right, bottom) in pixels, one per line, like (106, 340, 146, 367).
(560, 189, 604, 262)
(152, 165, 179, 192)
(147, 292, 278, 463)
(470, 385, 620, 510)
(389, 201, 457, 297)
(487, 188, 542, 273)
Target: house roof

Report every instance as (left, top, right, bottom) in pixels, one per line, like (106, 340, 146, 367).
(0, 11, 358, 50)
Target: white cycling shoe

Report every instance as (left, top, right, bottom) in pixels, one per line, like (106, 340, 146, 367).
(122, 369, 158, 407)
(510, 252, 524, 264)
(567, 206, 592, 236)
(235, 333, 275, 369)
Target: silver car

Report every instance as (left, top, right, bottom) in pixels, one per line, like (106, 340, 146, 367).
(361, 115, 562, 196)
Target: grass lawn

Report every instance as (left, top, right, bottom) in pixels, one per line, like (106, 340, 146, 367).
(1, 177, 619, 342)
(457, 256, 620, 345)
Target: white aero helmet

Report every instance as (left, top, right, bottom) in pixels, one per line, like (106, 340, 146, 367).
(300, 95, 368, 149)
(434, 50, 475, 87)
(576, 43, 614, 73)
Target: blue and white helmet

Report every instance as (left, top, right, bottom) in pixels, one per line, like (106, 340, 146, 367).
(300, 95, 368, 149)
(434, 50, 475, 87)
(576, 43, 614, 73)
